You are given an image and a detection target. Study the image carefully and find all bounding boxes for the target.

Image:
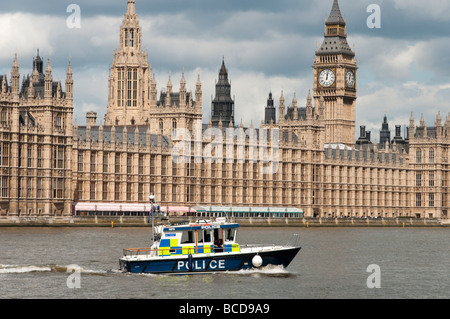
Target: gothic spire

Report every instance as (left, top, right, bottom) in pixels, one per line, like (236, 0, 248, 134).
(167, 74, 172, 93)
(211, 58, 234, 127)
(45, 58, 52, 77)
(12, 52, 19, 70)
(44, 58, 53, 100)
(33, 49, 44, 75)
(11, 53, 20, 97)
(196, 73, 201, 89)
(67, 58, 72, 73)
(326, 0, 346, 26)
(435, 111, 442, 127)
(180, 70, 186, 87)
(66, 58, 74, 100)
(420, 113, 425, 127)
(218, 58, 229, 83)
(316, 0, 353, 56)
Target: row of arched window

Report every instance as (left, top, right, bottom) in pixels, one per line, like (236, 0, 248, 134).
(159, 119, 177, 131)
(416, 148, 435, 163)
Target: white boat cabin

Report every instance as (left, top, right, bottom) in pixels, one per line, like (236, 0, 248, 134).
(154, 218, 240, 256)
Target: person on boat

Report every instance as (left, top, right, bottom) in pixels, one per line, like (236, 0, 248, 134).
(214, 238, 223, 252)
(213, 229, 223, 252)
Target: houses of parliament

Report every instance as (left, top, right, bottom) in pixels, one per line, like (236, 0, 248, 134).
(0, 0, 448, 220)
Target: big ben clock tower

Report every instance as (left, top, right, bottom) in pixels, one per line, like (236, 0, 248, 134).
(313, 0, 357, 147)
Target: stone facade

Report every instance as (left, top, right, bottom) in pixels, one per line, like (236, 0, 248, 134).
(0, 0, 448, 219)
(0, 52, 73, 217)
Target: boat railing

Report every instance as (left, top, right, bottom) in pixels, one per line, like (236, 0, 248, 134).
(122, 247, 162, 258)
(122, 246, 223, 258)
(238, 244, 276, 251)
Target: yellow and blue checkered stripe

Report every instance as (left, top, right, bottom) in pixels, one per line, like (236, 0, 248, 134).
(158, 238, 179, 256)
(224, 244, 240, 252)
(158, 239, 216, 256)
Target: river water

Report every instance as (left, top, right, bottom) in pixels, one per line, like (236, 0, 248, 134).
(1, 226, 449, 299)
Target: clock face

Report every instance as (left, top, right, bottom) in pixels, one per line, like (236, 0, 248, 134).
(319, 69, 335, 87)
(346, 70, 355, 88)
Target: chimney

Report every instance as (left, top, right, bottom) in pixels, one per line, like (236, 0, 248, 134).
(395, 125, 401, 137)
(360, 125, 366, 138)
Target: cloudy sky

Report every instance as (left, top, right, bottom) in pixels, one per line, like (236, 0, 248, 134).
(1, 0, 449, 140)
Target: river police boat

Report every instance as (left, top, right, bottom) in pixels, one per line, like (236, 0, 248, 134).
(119, 217, 301, 274)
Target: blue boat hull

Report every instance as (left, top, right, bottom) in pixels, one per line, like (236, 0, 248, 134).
(120, 247, 301, 274)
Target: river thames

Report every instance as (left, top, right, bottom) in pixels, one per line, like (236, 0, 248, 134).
(1, 226, 449, 299)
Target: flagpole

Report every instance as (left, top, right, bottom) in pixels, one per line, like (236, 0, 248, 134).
(149, 194, 155, 243)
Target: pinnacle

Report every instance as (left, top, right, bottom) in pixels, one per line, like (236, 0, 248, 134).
(13, 52, 19, 68)
(219, 57, 228, 74)
(45, 58, 52, 73)
(127, 0, 136, 15)
(67, 58, 73, 74)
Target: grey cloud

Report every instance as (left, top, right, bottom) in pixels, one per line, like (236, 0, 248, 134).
(1, 0, 449, 129)
(4, 0, 314, 18)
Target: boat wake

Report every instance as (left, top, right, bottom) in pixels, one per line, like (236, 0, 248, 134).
(231, 265, 295, 278)
(0, 264, 107, 275)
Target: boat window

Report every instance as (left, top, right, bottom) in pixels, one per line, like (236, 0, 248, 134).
(181, 230, 195, 244)
(203, 230, 212, 243)
(197, 230, 203, 243)
(225, 228, 236, 241)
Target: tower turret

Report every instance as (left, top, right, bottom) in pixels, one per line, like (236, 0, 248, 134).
(11, 53, 20, 98)
(44, 58, 53, 100)
(195, 74, 202, 111)
(380, 115, 391, 146)
(105, 0, 149, 126)
(279, 90, 285, 123)
(65, 60, 73, 101)
(264, 92, 276, 125)
(211, 59, 234, 128)
(306, 90, 313, 120)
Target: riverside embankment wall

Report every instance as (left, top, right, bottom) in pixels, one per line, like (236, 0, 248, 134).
(0, 216, 447, 227)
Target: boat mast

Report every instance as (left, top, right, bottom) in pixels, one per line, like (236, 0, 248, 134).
(149, 194, 155, 242)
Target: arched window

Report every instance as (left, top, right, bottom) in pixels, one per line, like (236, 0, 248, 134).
(429, 149, 434, 163)
(55, 114, 62, 130)
(130, 29, 134, 47)
(0, 109, 7, 126)
(172, 119, 177, 130)
(159, 119, 163, 132)
(416, 149, 421, 163)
